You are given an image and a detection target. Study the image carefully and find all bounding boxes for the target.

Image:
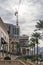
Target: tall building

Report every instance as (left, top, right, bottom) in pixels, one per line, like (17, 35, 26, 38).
(5, 22, 29, 55)
(4, 15, 29, 55)
(5, 21, 20, 53)
(5, 23, 20, 39)
(0, 16, 29, 56)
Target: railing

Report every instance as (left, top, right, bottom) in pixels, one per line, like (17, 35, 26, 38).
(19, 59, 35, 65)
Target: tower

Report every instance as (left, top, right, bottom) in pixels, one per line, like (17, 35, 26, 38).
(15, 11, 18, 26)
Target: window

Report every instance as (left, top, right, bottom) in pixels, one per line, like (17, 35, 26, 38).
(8, 25, 10, 34)
(14, 27, 16, 34)
(1, 32, 4, 38)
(16, 28, 19, 35)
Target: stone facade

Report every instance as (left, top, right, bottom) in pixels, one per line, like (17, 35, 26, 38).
(0, 17, 9, 58)
(19, 35, 29, 55)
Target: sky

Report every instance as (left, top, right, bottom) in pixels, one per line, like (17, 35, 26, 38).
(0, 0, 43, 47)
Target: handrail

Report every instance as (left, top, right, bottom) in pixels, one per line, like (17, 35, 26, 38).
(18, 60, 26, 65)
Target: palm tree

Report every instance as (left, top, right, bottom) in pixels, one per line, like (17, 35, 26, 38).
(29, 44, 33, 56)
(30, 43, 34, 56)
(16, 42, 20, 55)
(36, 20, 43, 37)
(30, 37, 36, 57)
(32, 32, 40, 64)
(29, 41, 35, 56)
(36, 20, 43, 30)
(11, 42, 14, 53)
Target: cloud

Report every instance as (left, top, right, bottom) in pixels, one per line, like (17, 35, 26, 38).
(0, 0, 43, 36)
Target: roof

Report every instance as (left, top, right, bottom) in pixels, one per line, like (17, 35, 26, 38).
(19, 35, 29, 39)
(5, 22, 20, 28)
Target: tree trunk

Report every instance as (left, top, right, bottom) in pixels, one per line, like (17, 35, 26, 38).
(12, 43, 14, 53)
(36, 38, 38, 65)
(34, 46, 35, 57)
(32, 48, 33, 56)
(34, 45, 35, 62)
(36, 38, 38, 64)
(3, 44, 4, 57)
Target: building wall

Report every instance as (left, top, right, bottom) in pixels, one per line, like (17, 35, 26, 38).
(0, 27, 9, 51)
(20, 47, 29, 55)
(4, 23, 29, 55)
(19, 35, 29, 55)
(5, 23, 20, 38)
(19, 35, 29, 46)
(9, 38, 19, 53)
(0, 17, 9, 52)
(5, 23, 20, 53)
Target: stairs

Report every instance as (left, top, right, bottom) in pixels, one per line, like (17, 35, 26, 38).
(0, 60, 25, 65)
(19, 59, 35, 65)
(0, 58, 36, 65)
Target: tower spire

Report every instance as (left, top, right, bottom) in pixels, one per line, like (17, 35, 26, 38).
(15, 11, 18, 26)
(15, 0, 21, 26)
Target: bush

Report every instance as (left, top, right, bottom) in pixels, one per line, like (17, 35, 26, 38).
(4, 56, 11, 60)
(19, 55, 33, 60)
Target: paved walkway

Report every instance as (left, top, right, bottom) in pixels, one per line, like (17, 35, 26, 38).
(20, 59, 35, 65)
(11, 55, 18, 60)
(0, 55, 38, 65)
(0, 60, 25, 65)
(0, 59, 36, 65)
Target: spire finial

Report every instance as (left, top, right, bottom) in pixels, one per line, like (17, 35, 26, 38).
(15, 11, 18, 26)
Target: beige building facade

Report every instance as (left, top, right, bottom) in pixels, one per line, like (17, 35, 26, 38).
(0, 17, 9, 58)
(19, 35, 29, 55)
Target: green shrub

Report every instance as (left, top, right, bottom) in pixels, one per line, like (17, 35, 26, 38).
(19, 55, 33, 60)
(4, 56, 11, 60)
